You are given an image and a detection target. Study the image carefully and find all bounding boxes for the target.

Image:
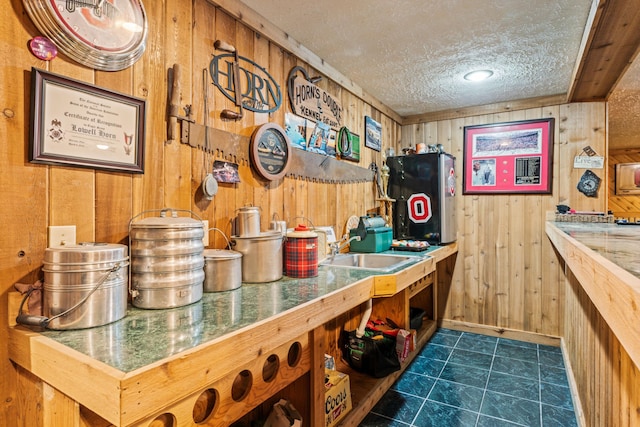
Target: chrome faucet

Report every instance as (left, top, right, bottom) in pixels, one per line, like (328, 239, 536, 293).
(329, 235, 361, 256)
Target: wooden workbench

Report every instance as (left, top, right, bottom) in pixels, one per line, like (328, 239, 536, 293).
(9, 245, 457, 426)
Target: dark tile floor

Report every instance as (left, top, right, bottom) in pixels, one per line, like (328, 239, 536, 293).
(359, 328, 578, 427)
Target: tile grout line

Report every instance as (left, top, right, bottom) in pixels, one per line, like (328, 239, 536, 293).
(408, 330, 461, 426)
(537, 344, 544, 427)
(473, 335, 499, 427)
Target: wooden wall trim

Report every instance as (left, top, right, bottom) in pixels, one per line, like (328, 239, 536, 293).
(440, 319, 561, 347)
(401, 94, 566, 125)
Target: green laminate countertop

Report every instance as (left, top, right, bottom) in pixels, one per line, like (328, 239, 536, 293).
(37, 248, 437, 373)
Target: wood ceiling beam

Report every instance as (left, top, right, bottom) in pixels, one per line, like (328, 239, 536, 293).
(569, 0, 640, 102)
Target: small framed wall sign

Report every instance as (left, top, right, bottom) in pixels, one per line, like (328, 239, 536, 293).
(364, 116, 382, 151)
(615, 163, 640, 195)
(29, 68, 146, 173)
(463, 118, 554, 194)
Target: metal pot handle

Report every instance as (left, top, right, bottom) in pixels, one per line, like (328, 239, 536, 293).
(207, 227, 231, 249)
(128, 207, 204, 230)
(287, 216, 316, 230)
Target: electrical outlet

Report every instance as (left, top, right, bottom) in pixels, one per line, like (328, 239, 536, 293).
(202, 220, 209, 247)
(48, 225, 76, 248)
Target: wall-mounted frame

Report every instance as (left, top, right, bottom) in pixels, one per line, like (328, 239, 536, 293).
(463, 118, 554, 194)
(29, 68, 146, 173)
(615, 162, 640, 195)
(364, 116, 381, 151)
(249, 122, 291, 181)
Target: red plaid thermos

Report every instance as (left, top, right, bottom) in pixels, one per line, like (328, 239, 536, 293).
(284, 224, 318, 278)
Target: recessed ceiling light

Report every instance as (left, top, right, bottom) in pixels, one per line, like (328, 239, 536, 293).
(464, 70, 494, 82)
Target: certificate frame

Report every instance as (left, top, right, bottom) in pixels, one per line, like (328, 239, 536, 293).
(29, 68, 146, 173)
(462, 118, 554, 194)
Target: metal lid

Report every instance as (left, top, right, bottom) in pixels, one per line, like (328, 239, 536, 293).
(132, 210, 203, 229)
(237, 206, 260, 213)
(44, 242, 128, 264)
(203, 249, 242, 260)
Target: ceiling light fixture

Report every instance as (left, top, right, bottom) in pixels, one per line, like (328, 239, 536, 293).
(464, 70, 494, 82)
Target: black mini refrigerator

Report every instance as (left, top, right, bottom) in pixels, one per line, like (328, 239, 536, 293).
(386, 152, 457, 244)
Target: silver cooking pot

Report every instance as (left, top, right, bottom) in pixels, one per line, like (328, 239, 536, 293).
(235, 206, 261, 237)
(203, 249, 242, 292)
(231, 231, 283, 283)
(42, 242, 129, 330)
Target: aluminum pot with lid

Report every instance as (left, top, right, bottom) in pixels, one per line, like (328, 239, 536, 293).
(231, 231, 283, 283)
(235, 206, 261, 237)
(129, 208, 204, 309)
(203, 249, 242, 292)
(42, 242, 129, 330)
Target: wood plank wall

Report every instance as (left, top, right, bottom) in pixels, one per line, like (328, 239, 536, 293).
(402, 103, 607, 336)
(608, 148, 640, 220)
(0, 1, 398, 424)
(402, 103, 640, 426)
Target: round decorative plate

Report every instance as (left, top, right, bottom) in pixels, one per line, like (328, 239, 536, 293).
(249, 123, 292, 181)
(23, 0, 148, 71)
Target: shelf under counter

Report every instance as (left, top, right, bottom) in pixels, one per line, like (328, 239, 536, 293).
(333, 311, 438, 427)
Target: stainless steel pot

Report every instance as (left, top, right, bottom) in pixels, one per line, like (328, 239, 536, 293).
(231, 231, 283, 283)
(203, 249, 242, 292)
(236, 206, 261, 237)
(42, 242, 129, 330)
(129, 208, 204, 309)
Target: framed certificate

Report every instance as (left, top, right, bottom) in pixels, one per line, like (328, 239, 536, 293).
(29, 68, 146, 173)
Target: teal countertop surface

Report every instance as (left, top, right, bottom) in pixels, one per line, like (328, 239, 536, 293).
(40, 249, 433, 373)
(552, 222, 640, 279)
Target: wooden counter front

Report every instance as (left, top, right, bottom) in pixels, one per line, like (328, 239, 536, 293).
(546, 221, 640, 368)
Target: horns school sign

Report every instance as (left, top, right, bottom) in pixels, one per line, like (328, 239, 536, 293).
(287, 67, 343, 129)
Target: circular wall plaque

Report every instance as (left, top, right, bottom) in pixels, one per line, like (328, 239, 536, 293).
(250, 123, 292, 181)
(23, 0, 148, 71)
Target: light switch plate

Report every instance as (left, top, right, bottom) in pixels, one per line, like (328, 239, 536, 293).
(48, 225, 76, 247)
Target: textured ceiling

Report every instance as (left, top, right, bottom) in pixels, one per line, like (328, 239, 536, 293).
(239, 0, 594, 117)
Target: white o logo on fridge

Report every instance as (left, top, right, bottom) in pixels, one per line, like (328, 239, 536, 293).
(407, 193, 432, 223)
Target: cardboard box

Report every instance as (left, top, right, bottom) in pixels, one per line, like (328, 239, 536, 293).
(324, 369, 352, 427)
(395, 329, 412, 363)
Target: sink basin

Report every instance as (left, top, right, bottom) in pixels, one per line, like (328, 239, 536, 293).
(319, 253, 416, 272)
